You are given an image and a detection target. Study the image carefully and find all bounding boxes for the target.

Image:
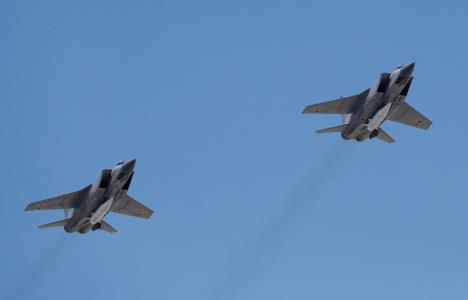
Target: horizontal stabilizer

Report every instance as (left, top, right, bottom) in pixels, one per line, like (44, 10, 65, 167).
(100, 220, 117, 233)
(316, 124, 348, 134)
(376, 128, 395, 143)
(39, 218, 70, 229)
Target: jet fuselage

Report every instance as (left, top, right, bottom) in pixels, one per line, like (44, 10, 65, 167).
(341, 62, 415, 142)
(64, 159, 136, 234)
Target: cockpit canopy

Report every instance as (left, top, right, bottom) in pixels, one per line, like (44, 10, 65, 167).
(116, 161, 124, 166)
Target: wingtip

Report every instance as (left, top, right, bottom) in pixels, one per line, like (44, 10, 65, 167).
(303, 105, 320, 114)
(146, 209, 155, 219)
(424, 120, 433, 130)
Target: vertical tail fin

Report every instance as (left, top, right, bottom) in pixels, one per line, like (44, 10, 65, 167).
(100, 220, 117, 233)
(376, 129, 395, 143)
(341, 114, 352, 125)
(64, 208, 74, 219)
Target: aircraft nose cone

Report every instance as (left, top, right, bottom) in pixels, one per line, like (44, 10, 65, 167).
(400, 62, 415, 78)
(122, 159, 136, 172)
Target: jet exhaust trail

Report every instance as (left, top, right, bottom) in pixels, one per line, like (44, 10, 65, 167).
(212, 141, 354, 300)
(5, 234, 75, 300)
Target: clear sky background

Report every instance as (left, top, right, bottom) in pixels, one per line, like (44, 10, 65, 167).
(1, 1, 468, 299)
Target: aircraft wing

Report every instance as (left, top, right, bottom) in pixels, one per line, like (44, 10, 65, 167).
(388, 102, 432, 130)
(25, 185, 91, 211)
(303, 89, 369, 114)
(112, 194, 154, 219)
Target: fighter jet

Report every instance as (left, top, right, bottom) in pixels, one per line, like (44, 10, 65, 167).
(303, 62, 432, 143)
(25, 159, 153, 234)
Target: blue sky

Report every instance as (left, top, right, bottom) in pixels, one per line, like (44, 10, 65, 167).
(1, 1, 468, 299)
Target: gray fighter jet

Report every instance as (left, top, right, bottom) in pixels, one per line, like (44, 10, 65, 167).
(25, 159, 153, 234)
(303, 62, 431, 143)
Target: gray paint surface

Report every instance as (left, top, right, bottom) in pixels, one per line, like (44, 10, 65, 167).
(303, 62, 432, 143)
(25, 159, 154, 234)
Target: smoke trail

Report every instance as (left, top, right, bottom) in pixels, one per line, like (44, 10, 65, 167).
(212, 141, 355, 300)
(5, 233, 75, 300)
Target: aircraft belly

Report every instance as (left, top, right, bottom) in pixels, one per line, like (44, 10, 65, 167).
(367, 102, 392, 131)
(90, 197, 114, 225)
(342, 124, 367, 141)
(356, 130, 372, 141)
(79, 223, 93, 234)
(65, 217, 90, 233)
(346, 93, 384, 136)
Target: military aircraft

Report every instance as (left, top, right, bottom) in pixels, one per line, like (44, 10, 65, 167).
(25, 159, 153, 234)
(303, 62, 432, 143)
